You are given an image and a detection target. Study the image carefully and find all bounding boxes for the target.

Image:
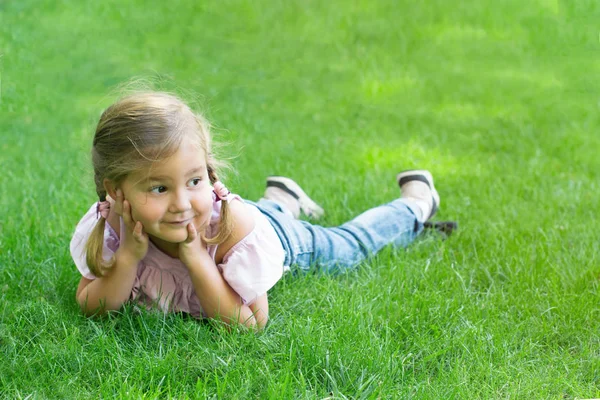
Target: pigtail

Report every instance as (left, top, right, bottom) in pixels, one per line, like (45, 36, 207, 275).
(204, 164, 233, 245)
(84, 192, 115, 277)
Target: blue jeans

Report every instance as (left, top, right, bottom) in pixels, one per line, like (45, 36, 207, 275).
(248, 198, 423, 273)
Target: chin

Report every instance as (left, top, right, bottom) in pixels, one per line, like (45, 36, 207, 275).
(173, 232, 190, 243)
(156, 230, 188, 244)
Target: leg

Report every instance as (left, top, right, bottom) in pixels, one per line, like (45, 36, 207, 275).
(307, 170, 442, 272)
(253, 170, 441, 274)
(305, 198, 423, 273)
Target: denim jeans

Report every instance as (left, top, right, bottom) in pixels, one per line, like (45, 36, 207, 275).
(248, 198, 423, 273)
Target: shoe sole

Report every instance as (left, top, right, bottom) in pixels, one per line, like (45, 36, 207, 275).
(266, 176, 325, 219)
(423, 220, 458, 237)
(396, 170, 440, 220)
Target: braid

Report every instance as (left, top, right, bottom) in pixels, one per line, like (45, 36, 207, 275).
(85, 217, 115, 277)
(85, 175, 113, 276)
(204, 163, 233, 245)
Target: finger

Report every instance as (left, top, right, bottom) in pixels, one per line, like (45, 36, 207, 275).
(122, 199, 133, 227)
(133, 221, 146, 242)
(185, 223, 197, 244)
(113, 189, 124, 215)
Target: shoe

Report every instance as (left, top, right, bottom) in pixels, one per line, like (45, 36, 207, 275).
(264, 176, 325, 219)
(424, 221, 458, 238)
(396, 170, 440, 221)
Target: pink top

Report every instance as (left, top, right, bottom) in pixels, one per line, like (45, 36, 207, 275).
(70, 194, 285, 319)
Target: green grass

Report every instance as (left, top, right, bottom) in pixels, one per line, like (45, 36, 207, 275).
(1, 0, 600, 397)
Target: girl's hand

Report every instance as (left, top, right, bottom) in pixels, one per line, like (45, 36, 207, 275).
(114, 189, 149, 262)
(179, 223, 208, 268)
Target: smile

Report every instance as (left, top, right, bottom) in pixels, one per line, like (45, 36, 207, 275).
(164, 218, 193, 226)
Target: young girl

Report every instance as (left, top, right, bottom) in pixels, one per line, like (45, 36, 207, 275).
(70, 91, 449, 329)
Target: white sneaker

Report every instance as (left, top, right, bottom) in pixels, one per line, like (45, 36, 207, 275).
(396, 170, 440, 221)
(264, 176, 325, 219)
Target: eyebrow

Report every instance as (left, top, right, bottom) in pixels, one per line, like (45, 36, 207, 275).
(145, 166, 206, 182)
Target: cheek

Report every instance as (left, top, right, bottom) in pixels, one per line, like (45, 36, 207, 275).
(129, 195, 162, 222)
(192, 190, 214, 214)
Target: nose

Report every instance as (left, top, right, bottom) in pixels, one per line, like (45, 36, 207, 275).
(169, 188, 192, 213)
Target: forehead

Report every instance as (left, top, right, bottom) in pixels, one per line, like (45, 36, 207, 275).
(129, 141, 207, 183)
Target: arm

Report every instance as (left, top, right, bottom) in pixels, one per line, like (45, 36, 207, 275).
(185, 250, 269, 329)
(76, 249, 140, 315)
(76, 191, 148, 316)
(179, 200, 269, 329)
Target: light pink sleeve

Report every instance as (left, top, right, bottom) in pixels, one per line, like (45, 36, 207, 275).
(218, 207, 285, 305)
(69, 203, 120, 280)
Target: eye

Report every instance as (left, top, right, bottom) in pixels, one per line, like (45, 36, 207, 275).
(150, 185, 167, 194)
(188, 178, 202, 188)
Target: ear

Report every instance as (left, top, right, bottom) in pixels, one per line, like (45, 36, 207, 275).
(103, 178, 118, 201)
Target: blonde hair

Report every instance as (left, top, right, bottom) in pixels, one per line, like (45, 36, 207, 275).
(86, 91, 232, 277)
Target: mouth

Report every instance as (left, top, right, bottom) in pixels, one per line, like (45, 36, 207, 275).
(164, 218, 193, 226)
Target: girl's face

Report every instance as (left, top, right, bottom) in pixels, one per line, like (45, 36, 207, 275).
(119, 138, 214, 245)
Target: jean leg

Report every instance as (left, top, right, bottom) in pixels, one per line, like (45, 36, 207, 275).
(308, 198, 422, 272)
(250, 198, 422, 274)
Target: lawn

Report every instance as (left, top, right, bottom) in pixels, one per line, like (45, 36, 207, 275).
(1, 0, 600, 398)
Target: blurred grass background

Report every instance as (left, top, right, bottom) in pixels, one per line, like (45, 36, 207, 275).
(1, 0, 600, 397)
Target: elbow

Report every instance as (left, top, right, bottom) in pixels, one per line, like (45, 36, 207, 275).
(216, 310, 268, 332)
(243, 311, 268, 331)
(254, 313, 269, 330)
(234, 315, 268, 332)
(80, 307, 102, 318)
(76, 294, 101, 318)
(76, 291, 92, 316)
(76, 278, 101, 317)
(78, 303, 111, 318)
(76, 291, 111, 318)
